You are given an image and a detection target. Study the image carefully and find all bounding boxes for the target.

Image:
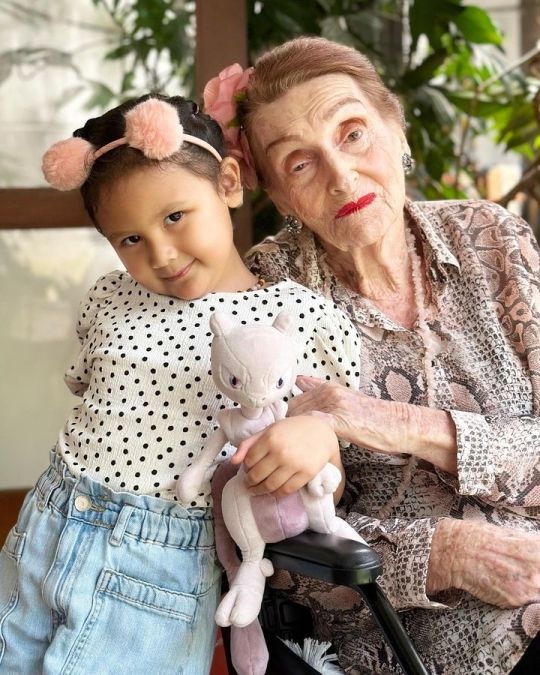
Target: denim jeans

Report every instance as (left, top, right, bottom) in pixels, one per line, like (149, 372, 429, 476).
(0, 452, 221, 675)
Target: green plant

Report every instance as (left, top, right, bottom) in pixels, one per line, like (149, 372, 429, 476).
(87, 0, 195, 107)
(2, 0, 539, 229)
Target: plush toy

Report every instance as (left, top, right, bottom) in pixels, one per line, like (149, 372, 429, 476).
(176, 311, 364, 675)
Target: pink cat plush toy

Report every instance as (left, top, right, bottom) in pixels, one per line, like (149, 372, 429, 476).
(176, 311, 364, 675)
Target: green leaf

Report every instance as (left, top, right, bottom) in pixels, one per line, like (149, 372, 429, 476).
(441, 90, 505, 118)
(84, 82, 116, 111)
(452, 6, 502, 45)
(425, 148, 445, 181)
(121, 71, 135, 93)
(401, 51, 448, 88)
(409, 0, 461, 51)
(104, 44, 134, 60)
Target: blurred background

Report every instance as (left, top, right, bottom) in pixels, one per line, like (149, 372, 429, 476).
(1, 0, 540, 492)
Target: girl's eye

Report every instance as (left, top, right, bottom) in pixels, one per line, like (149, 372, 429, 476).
(165, 211, 183, 225)
(276, 377, 285, 389)
(121, 235, 141, 247)
(229, 375, 242, 389)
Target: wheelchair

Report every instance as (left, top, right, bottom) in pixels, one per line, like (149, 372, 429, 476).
(222, 530, 429, 675)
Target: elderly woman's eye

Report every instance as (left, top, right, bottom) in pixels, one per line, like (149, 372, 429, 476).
(292, 162, 307, 173)
(229, 375, 242, 389)
(347, 129, 362, 142)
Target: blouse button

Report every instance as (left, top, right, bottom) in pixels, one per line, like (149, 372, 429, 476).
(74, 495, 92, 512)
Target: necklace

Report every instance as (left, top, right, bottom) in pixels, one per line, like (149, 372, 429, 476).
(405, 225, 438, 405)
(376, 226, 437, 520)
(247, 276, 265, 292)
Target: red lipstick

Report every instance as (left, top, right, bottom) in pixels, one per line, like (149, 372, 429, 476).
(335, 192, 376, 219)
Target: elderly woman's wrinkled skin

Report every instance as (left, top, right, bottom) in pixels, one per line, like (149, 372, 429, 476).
(232, 72, 540, 613)
(253, 73, 423, 330)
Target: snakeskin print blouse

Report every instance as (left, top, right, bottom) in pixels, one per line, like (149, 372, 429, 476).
(245, 199, 540, 675)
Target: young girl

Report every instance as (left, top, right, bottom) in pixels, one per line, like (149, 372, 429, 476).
(0, 94, 361, 674)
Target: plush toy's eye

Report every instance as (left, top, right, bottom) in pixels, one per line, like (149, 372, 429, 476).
(276, 377, 285, 389)
(229, 375, 242, 389)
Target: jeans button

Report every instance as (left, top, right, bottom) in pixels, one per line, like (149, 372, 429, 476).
(74, 495, 92, 512)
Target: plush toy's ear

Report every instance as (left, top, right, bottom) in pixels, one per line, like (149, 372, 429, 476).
(272, 310, 296, 336)
(210, 312, 238, 337)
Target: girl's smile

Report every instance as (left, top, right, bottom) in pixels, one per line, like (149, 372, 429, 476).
(96, 161, 253, 300)
(162, 260, 195, 282)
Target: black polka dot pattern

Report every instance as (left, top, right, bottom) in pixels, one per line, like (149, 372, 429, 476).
(58, 272, 361, 506)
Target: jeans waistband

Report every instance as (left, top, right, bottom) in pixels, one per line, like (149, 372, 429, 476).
(34, 451, 214, 548)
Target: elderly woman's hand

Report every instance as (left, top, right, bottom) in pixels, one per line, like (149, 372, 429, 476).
(289, 375, 458, 474)
(428, 519, 540, 608)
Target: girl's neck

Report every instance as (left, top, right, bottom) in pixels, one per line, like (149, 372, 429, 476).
(214, 250, 262, 293)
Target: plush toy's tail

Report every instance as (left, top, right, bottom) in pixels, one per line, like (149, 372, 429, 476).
(212, 461, 269, 675)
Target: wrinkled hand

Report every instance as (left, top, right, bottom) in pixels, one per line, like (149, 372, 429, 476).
(288, 375, 408, 452)
(428, 519, 540, 608)
(289, 376, 458, 473)
(231, 416, 340, 497)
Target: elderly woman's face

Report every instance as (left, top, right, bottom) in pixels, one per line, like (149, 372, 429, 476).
(253, 74, 409, 251)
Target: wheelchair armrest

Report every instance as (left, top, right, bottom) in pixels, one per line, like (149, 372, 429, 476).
(264, 530, 382, 587)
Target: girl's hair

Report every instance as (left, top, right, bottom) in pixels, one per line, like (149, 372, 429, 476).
(239, 37, 405, 180)
(75, 94, 227, 226)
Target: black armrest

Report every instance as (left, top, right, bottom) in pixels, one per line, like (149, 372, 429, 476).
(264, 530, 382, 586)
(264, 530, 430, 675)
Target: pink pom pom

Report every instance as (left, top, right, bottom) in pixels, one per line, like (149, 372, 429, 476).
(124, 99, 183, 160)
(42, 137, 93, 191)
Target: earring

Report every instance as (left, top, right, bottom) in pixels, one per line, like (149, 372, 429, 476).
(402, 152, 413, 174)
(284, 215, 302, 234)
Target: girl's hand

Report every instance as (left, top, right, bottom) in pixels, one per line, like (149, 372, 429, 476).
(231, 416, 342, 497)
(428, 519, 540, 608)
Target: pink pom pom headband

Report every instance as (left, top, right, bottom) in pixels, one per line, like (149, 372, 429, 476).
(42, 98, 223, 191)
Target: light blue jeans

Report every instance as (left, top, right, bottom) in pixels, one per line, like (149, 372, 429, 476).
(0, 452, 221, 675)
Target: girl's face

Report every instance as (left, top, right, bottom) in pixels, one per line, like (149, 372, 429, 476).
(96, 160, 243, 300)
(253, 73, 409, 252)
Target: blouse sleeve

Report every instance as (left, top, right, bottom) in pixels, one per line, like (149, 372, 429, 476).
(440, 208, 540, 512)
(346, 510, 461, 610)
(301, 303, 362, 390)
(63, 271, 123, 396)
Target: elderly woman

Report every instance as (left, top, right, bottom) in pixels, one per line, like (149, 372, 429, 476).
(206, 37, 540, 674)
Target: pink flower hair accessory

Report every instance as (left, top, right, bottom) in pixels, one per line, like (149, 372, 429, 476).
(204, 63, 258, 190)
(42, 98, 223, 191)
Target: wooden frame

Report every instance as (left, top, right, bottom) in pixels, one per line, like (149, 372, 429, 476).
(0, 188, 90, 230)
(0, 0, 252, 251)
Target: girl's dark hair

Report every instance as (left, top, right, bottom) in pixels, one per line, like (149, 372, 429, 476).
(74, 94, 226, 227)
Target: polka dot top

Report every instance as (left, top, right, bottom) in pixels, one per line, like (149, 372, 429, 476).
(56, 271, 361, 507)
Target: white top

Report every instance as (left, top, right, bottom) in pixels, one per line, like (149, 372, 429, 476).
(56, 271, 361, 507)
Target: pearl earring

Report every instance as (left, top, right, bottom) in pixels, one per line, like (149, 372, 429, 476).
(284, 215, 302, 234)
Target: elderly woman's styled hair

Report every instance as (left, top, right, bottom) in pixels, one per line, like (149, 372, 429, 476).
(239, 36, 405, 177)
